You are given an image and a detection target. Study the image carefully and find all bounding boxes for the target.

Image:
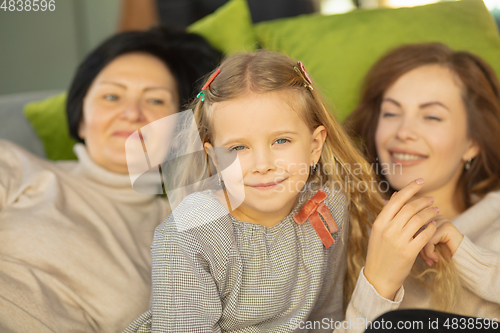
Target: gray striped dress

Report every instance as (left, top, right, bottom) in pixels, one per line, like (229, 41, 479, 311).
(124, 186, 349, 332)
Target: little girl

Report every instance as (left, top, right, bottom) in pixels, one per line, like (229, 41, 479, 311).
(124, 51, 438, 332)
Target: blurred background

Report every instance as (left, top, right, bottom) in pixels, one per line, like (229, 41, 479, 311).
(0, 0, 499, 96)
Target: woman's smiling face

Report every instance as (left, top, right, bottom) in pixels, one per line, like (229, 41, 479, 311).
(375, 64, 479, 196)
(79, 52, 179, 174)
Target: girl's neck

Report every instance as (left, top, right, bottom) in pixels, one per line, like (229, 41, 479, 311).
(229, 202, 295, 227)
(223, 194, 297, 228)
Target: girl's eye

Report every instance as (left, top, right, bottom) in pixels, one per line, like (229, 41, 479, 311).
(148, 99, 164, 105)
(425, 116, 442, 122)
(229, 145, 246, 152)
(103, 94, 119, 101)
(274, 138, 290, 145)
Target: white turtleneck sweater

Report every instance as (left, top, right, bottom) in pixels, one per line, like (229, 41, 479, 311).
(337, 190, 500, 333)
(0, 140, 170, 333)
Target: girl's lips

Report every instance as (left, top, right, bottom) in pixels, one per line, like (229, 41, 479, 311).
(248, 178, 287, 190)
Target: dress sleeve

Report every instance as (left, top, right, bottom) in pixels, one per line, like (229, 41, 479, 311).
(149, 220, 223, 333)
(333, 268, 404, 333)
(452, 235, 500, 304)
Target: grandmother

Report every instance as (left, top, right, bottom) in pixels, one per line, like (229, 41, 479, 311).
(0, 27, 221, 333)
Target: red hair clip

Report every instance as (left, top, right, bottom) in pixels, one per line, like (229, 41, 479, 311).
(294, 61, 314, 91)
(197, 68, 221, 102)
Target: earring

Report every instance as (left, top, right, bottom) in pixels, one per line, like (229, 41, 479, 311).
(465, 158, 472, 171)
(310, 162, 318, 175)
(217, 173, 225, 189)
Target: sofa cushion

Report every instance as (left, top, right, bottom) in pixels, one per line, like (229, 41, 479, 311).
(188, 0, 257, 54)
(24, 93, 77, 160)
(255, 0, 500, 121)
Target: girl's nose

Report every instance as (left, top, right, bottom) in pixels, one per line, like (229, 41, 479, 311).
(251, 147, 276, 174)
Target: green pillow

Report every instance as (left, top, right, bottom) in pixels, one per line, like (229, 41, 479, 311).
(255, 0, 500, 122)
(188, 0, 257, 54)
(24, 93, 78, 160)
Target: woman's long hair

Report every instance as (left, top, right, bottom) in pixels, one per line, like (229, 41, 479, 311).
(170, 50, 385, 309)
(345, 42, 500, 311)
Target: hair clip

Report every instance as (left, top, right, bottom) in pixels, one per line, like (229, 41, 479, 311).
(197, 68, 221, 102)
(294, 61, 314, 91)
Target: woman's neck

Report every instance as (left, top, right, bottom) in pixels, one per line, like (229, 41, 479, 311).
(417, 184, 461, 221)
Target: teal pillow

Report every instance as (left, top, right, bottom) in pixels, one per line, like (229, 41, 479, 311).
(188, 0, 257, 54)
(255, 0, 500, 121)
(24, 93, 78, 160)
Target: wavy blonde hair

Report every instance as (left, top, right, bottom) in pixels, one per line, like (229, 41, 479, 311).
(168, 50, 385, 309)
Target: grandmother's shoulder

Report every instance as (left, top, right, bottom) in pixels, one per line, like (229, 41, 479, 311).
(0, 139, 43, 167)
(0, 139, 76, 173)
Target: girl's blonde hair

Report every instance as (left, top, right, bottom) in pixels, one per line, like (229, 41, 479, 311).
(172, 50, 384, 308)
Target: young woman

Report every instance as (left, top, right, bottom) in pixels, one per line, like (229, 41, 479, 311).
(346, 42, 500, 321)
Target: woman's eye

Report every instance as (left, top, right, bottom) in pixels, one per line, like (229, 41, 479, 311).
(229, 145, 246, 152)
(103, 94, 119, 101)
(425, 116, 442, 122)
(381, 111, 398, 118)
(148, 99, 164, 105)
(274, 138, 290, 145)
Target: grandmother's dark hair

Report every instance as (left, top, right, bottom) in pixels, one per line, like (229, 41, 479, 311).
(345, 42, 500, 212)
(66, 26, 222, 143)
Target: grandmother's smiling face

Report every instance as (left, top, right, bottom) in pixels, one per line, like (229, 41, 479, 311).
(79, 52, 179, 174)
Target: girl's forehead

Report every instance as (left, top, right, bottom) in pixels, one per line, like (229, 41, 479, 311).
(209, 92, 311, 143)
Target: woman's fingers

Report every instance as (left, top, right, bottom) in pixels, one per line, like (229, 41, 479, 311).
(376, 178, 426, 225)
(420, 223, 464, 265)
(412, 220, 437, 253)
(395, 196, 436, 230)
(402, 205, 439, 240)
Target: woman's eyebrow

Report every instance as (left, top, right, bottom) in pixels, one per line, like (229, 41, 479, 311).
(99, 81, 126, 88)
(98, 82, 171, 92)
(381, 98, 401, 107)
(419, 101, 450, 111)
(144, 86, 171, 92)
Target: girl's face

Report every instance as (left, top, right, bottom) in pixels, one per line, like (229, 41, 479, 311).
(375, 65, 479, 198)
(80, 52, 179, 174)
(205, 92, 326, 225)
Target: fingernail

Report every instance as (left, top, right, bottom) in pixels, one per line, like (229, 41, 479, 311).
(433, 207, 440, 213)
(426, 260, 433, 266)
(391, 191, 397, 198)
(382, 199, 388, 203)
(428, 196, 434, 203)
(430, 221, 436, 225)
(416, 178, 424, 185)
(433, 258, 439, 263)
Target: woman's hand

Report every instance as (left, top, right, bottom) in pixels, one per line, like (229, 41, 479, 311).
(364, 178, 439, 301)
(420, 219, 464, 266)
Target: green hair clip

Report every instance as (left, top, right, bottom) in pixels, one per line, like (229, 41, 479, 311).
(197, 68, 221, 102)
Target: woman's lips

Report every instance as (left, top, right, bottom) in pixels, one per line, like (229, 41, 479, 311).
(248, 178, 287, 190)
(389, 150, 428, 167)
(113, 130, 139, 139)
